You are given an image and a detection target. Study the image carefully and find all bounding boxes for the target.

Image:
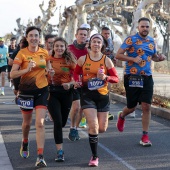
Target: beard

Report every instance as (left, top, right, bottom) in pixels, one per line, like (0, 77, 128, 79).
(139, 30, 149, 37)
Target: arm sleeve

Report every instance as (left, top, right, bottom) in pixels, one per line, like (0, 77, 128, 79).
(73, 64, 82, 82)
(106, 67, 119, 83)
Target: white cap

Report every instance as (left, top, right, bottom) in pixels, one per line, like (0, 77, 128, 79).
(80, 23, 91, 29)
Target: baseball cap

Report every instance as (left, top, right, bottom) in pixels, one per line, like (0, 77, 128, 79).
(80, 23, 91, 29)
(0, 37, 4, 41)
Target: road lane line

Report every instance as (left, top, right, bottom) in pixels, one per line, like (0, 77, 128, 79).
(79, 129, 136, 170)
(0, 132, 13, 170)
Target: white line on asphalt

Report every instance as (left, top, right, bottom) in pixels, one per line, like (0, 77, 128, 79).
(79, 128, 136, 170)
(68, 119, 136, 169)
(0, 132, 13, 170)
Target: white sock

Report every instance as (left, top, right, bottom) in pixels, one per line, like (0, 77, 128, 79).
(1, 87, 4, 92)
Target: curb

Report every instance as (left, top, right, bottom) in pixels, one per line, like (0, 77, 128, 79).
(110, 93, 170, 120)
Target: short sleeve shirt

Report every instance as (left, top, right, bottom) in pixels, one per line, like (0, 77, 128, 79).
(47, 56, 76, 86)
(8, 46, 17, 58)
(0, 45, 8, 67)
(121, 33, 156, 76)
(10, 49, 19, 60)
(13, 47, 49, 90)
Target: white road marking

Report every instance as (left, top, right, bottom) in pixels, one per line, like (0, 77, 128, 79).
(79, 128, 136, 170)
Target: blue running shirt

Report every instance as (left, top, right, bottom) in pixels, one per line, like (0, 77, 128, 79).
(120, 33, 156, 76)
(0, 45, 8, 67)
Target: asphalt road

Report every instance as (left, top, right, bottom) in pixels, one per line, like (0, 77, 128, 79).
(1, 86, 170, 170)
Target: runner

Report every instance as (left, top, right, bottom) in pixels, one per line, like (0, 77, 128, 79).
(44, 34, 55, 55)
(47, 37, 76, 162)
(44, 34, 55, 121)
(101, 26, 115, 121)
(0, 37, 8, 95)
(8, 37, 28, 95)
(116, 17, 166, 146)
(73, 33, 119, 166)
(8, 37, 17, 88)
(10, 26, 53, 167)
(79, 23, 91, 128)
(68, 27, 88, 141)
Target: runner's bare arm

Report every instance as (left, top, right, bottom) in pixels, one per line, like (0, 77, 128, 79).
(10, 60, 36, 79)
(116, 48, 142, 63)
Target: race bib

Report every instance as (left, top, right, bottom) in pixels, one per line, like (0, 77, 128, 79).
(16, 94, 34, 109)
(129, 75, 143, 88)
(88, 78, 105, 90)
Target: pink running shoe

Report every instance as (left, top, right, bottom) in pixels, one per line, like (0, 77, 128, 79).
(140, 134, 152, 147)
(116, 111, 125, 132)
(88, 156, 99, 167)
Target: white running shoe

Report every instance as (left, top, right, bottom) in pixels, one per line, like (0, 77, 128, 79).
(128, 111, 135, 118)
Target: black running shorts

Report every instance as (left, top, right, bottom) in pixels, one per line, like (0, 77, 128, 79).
(19, 86, 49, 112)
(72, 88, 81, 101)
(124, 74, 154, 108)
(81, 87, 110, 112)
(0, 65, 7, 73)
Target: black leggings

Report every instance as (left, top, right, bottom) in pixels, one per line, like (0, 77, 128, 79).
(48, 88, 72, 144)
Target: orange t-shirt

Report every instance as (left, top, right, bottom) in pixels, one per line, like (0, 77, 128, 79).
(82, 54, 108, 95)
(13, 47, 49, 90)
(48, 56, 76, 86)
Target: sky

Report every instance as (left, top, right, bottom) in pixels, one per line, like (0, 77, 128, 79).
(0, 0, 76, 36)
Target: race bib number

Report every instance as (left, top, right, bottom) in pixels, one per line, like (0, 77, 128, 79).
(129, 75, 143, 88)
(17, 95, 34, 109)
(88, 78, 105, 90)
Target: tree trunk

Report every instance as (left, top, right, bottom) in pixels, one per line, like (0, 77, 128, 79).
(166, 20, 170, 60)
(167, 3, 170, 60)
(76, 0, 92, 26)
(130, 0, 159, 35)
(58, 6, 67, 38)
(67, 7, 78, 44)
